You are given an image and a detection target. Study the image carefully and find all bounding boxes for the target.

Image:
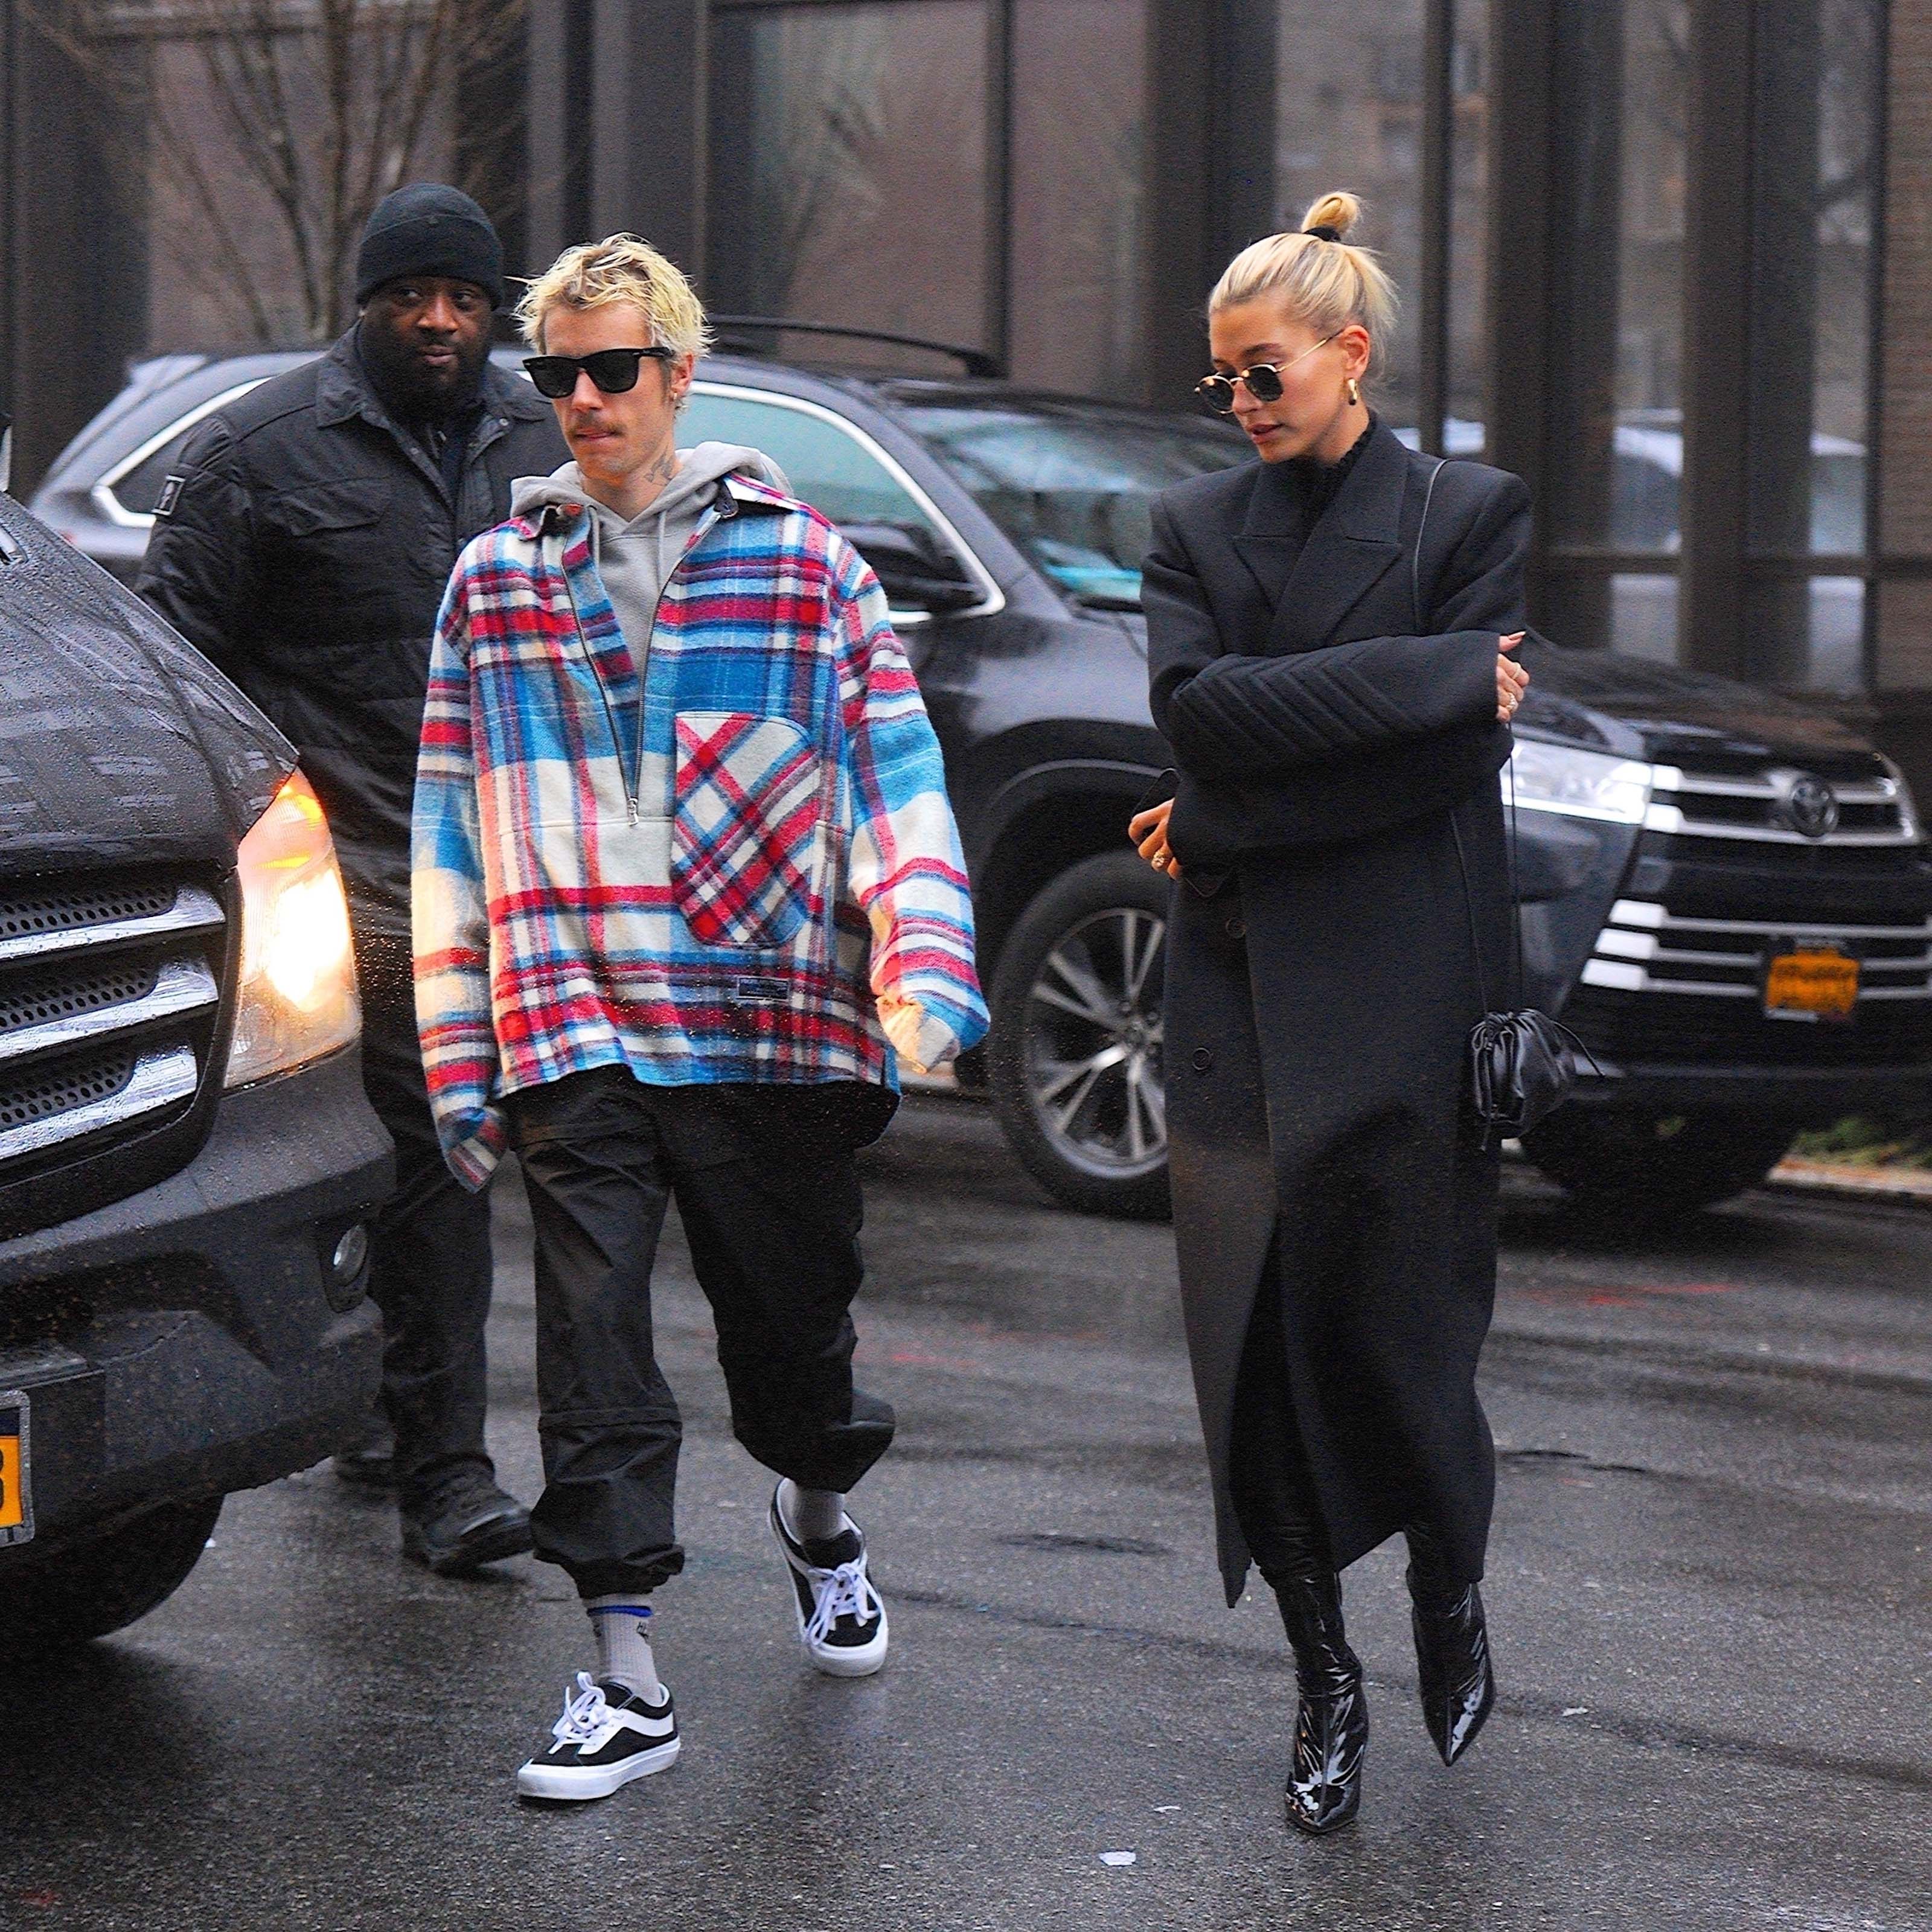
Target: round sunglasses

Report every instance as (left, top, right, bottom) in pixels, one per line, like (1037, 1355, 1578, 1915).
(523, 345, 676, 399)
(1194, 334, 1336, 414)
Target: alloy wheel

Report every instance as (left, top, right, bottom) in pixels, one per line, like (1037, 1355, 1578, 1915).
(1021, 904, 1167, 1179)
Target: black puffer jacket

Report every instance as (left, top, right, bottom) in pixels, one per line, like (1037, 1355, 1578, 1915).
(135, 330, 566, 933)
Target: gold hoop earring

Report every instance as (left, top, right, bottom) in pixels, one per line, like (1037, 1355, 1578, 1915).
(1347, 377, 1361, 407)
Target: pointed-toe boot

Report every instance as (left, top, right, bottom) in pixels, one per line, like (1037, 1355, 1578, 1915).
(1407, 1569, 1495, 1766)
(1275, 1569, 1369, 1835)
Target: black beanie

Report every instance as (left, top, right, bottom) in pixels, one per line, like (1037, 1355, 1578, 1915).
(355, 184, 505, 309)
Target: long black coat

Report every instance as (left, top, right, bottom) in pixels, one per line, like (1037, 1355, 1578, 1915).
(1144, 420, 1531, 1604)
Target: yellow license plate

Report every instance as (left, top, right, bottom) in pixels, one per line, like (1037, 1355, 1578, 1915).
(0, 1392, 33, 1546)
(1764, 948, 1860, 1021)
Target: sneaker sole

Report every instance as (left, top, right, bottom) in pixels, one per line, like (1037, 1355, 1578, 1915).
(516, 1736, 680, 1801)
(403, 1515, 535, 1578)
(767, 1502, 891, 1677)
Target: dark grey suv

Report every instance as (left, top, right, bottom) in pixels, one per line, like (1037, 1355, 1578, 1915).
(1, 457, 389, 1649)
(34, 346, 1932, 1223)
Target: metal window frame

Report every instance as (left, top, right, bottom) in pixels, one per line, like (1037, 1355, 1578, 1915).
(89, 379, 270, 529)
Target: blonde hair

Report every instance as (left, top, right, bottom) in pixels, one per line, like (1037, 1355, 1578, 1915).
(1209, 193, 1398, 383)
(515, 233, 713, 359)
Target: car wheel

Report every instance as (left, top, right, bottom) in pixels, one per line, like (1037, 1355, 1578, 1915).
(988, 851, 1171, 1220)
(0, 1495, 223, 1651)
(1521, 1108, 1799, 1218)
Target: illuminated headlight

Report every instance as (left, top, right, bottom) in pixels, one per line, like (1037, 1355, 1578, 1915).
(1882, 757, 1921, 840)
(223, 771, 360, 1087)
(1507, 737, 1654, 824)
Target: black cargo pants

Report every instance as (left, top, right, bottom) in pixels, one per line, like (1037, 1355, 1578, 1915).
(505, 1066, 897, 1599)
(355, 927, 497, 1511)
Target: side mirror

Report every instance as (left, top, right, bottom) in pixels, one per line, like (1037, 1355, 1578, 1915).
(846, 520, 982, 615)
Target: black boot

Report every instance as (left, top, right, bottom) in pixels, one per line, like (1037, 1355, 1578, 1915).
(1406, 1534, 1495, 1767)
(1273, 1569, 1368, 1835)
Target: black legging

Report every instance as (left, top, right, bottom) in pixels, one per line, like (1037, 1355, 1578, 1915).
(1227, 1242, 1332, 1587)
(1230, 1240, 1473, 1597)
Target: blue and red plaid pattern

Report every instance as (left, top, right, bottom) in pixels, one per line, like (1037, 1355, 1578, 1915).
(413, 473, 987, 1186)
(671, 711, 823, 949)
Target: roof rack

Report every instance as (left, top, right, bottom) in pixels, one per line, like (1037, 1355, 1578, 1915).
(708, 316, 1005, 381)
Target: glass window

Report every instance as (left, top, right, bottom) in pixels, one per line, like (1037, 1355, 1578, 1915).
(900, 400, 1251, 606)
(1745, 0, 1882, 690)
(1276, 1, 1427, 438)
(1007, 0, 1148, 397)
(1447, 0, 1491, 438)
(105, 430, 198, 519)
(682, 388, 941, 536)
(1546, 0, 1688, 568)
(1747, 0, 1879, 561)
(707, 2, 993, 373)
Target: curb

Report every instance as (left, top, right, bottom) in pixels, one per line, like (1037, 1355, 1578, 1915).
(1765, 1156, 1932, 1208)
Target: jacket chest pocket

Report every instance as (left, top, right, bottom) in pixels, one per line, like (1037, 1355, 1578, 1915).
(258, 479, 401, 612)
(670, 712, 825, 950)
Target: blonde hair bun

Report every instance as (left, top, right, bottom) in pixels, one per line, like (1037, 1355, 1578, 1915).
(1208, 191, 1396, 383)
(1300, 191, 1361, 240)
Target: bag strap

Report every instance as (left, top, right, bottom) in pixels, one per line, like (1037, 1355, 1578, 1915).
(1417, 456, 1523, 1014)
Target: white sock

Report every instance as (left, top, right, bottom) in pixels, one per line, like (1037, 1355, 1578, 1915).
(778, 1479, 848, 1546)
(584, 1596, 662, 1699)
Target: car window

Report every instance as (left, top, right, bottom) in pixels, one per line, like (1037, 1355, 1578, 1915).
(682, 388, 942, 538)
(895, 402, 1251, 607)
(109, 432, 198, 517)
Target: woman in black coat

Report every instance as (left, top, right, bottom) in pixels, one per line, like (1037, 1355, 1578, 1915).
(1131, 192, 1532, 1836)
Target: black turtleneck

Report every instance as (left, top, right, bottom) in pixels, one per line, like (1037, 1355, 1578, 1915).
(1279, 414, 1375, 526)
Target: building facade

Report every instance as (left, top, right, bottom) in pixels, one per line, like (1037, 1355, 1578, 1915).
(5, 0, 1932, 785)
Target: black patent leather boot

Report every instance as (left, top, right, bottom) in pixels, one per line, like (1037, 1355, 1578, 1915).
(1273, 1569, 1368, 1835)
(1406, 1534, 1495, 1767)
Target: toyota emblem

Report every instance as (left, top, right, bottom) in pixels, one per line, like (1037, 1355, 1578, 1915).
(1784, 774, 1840, 839)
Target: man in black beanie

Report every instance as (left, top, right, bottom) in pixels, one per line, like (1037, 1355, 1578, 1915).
(138, 184, 569, 1576)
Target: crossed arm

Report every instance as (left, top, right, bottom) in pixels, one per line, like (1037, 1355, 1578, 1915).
(1136, 474, 1531, 874)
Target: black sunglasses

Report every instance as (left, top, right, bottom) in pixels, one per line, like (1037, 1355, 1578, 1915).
(523, 345, 676, 399)
(1194, 335, 1336, 414)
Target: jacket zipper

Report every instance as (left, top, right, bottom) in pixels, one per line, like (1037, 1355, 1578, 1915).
(558, 497, 728, 826)
(560, 541, 640, 824)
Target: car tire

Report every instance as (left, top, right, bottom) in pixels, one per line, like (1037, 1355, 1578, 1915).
(1521, 1108, 1799, 1218)
(1, 1495, 223, 1651)
(988, 851, 1171, 1220)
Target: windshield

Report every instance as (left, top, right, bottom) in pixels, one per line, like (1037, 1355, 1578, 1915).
(898, 401, 1252, 607)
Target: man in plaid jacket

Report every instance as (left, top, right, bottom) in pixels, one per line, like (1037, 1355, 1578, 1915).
(412, 235, 987, 1801)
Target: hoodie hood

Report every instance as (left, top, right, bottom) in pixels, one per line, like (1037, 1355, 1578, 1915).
(508, 443, 793, 683)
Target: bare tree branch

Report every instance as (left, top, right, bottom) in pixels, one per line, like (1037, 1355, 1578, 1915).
(19, 0, 527, 343)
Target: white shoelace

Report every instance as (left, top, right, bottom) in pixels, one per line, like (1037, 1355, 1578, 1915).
(804, 1556, 879, 1645)
(551, 1672, 613, 1748)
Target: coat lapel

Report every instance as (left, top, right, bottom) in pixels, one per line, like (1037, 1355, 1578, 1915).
(1229, 459, 1306, 612)
(1265, 421, 1408, 654)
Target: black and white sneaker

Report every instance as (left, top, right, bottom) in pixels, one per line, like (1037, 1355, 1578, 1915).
(516, 1673, 679, 1801)
(769, 1487, 889, 1677)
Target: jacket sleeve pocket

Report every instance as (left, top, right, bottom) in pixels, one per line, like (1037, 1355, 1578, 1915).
(670, 711, 824, 949)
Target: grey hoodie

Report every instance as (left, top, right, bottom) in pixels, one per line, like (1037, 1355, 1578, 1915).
(509, 441, 788, 673)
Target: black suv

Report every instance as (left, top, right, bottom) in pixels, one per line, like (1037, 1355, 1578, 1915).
(0, 459, 389, 1649)
(33, 343, 1932, 1220)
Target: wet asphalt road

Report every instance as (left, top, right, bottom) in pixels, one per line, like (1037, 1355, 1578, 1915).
(4, 1095, 1931, 1931)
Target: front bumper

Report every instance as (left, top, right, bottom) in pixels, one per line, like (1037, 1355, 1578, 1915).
(1566, 1061, 1932, 1118)
(0, 1047, 391, 1552)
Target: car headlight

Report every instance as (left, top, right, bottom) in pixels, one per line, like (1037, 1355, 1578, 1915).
(1881, 757, 1922, 840)
(1507, 737, 1654, 824)
(224, 771, 360, 1088)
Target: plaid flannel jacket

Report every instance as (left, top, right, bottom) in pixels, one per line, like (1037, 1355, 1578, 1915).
(412, 472, 987, 1186)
